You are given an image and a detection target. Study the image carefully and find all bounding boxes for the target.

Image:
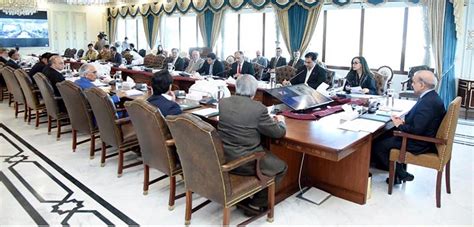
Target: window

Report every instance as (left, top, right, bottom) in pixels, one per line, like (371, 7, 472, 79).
(116, 18, 126, 44)
(220, 11, 238, 59)
(405, 6, 429, 69)
(325, 8, 361, 67)
(136, 16, 148, 50)
(181, 15, 198, 53)
(363, 7, 405, 70)
(240, 12, 263, 59)
(307, 13, 324, 58)
(264, 11, 277, 58)
(162, 16, 180, 51)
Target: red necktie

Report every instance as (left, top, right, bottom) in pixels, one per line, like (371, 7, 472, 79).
(237, 64, 241, 74)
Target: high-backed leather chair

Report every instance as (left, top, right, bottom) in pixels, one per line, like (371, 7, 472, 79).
(123, 52, 133, 65)
(166, 113, 275, 226)
(399, 65, 434, 99)
(63, 48, 71, 57)
(0, 64, 11, 104)
(77, 49, 84, 58)
(57, 81, 99, 158)
(144, 54, 166, 69)
(253, 63, 264, 80)
(138, 49, 146, 57)
(84, 87, 141, 176)
(325, 69, 335, 88)
(124, 99, 183, 210)
(377, 65, 394, 93)
(1, 66, 27, 119)
(33, 73, 69, 140)
(15, 69, 46, 128)
(388, 97, 461, 208)
(275, 65, 296, 84)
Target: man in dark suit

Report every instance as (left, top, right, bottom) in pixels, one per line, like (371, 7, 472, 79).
(197, 52, 225, 78)
(147, 70, 182, 117)
(268, 47, 287, 70)
(218, 74, 287, 214)
(29, 52, 51, 84)
(42, 55, 65, 97)
(110, 46, 122, 65)
(283, 52, 327, 89)
(6, 49, 21, 69)
(229, 51, 255, 78)
(372, 70, 446, 184)
(288, 50, 304, 69)
(165, 48, 185, 71)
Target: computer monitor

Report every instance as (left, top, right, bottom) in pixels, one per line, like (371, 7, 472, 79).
(266, 84, 333, 111)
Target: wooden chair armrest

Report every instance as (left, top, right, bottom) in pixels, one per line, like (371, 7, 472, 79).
(165, 139, 175, 147)
(393, 131, 447, 145)
(115, 117, 130, 125)
(393, 131, 446, 163)
(400, 79, 410, 84)
(222, 152, 265, 172)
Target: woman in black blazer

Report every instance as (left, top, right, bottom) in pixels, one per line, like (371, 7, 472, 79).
(344, 56, 377, 95)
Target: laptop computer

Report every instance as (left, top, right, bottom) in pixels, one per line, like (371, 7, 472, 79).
(265, 84, 333, 111)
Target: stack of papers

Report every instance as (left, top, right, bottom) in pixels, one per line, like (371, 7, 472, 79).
(191, 108, 219, 117)
(338, 118, 385, 133)
(124, 89, 144, 97)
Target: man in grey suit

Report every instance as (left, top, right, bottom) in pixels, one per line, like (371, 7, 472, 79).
(185, 50, 205, 73)
(218, 74, 287, 213)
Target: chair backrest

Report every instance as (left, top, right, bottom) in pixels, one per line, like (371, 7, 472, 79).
(405, 65, 434, 90)
(376, 65, 394, 94)
(33, 73, 62, 118)
(70, 48, 77, 56)
(144, 54, 166, 68)
(166, 113, 231, 204)
(84, 87, 121, 148)
(138, 49, 146, 57)
(372, 71, 388, 95)
(63, 48, 71, 57)
(253, 63, 264, 80)
(15, 69, 41, 110)
(435, 97, 461, 171)
(77, 49, 84, 58)
(123, 52, 133, 65)
(125, 99, 178, 175)
(325, 69, 335, 88)
(275, 65, 296, 84)
(57, 81, 95, 134)
(0, 62, 4, 66)
(1, 66, 24, 103)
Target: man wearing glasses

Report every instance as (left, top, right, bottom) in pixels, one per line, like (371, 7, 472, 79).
(75, 63, 121, 103)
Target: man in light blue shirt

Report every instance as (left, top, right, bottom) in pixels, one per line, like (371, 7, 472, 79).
(75, 63, 120, 103)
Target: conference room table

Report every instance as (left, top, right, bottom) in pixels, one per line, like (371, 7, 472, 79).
(67, 61, 413, 205)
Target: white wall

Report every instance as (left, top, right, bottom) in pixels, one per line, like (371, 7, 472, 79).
(16, 2, 107, 56)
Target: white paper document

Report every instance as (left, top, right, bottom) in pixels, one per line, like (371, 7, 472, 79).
(350, 86, 363, 94)
(124, 89, 144, 97)
(191, 108, 219, 117)
(339, 118, 385, 133)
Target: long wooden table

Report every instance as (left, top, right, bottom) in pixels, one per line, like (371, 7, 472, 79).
(69, 62, 394, 205)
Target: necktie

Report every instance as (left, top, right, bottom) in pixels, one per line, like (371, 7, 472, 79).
(237, 63, 241, 74)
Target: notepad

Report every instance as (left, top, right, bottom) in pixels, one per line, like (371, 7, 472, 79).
(339, 118, 385, 133)
(191, 108, 219, 117)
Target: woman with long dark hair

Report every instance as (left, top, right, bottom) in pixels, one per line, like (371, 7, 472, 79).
(344, 56, 377, 95)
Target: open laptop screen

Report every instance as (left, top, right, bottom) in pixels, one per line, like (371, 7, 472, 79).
(266, 84, 333, 111)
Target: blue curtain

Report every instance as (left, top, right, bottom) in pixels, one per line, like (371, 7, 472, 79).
(288, 5, 309, 52)
(439, 1, 457, 109)
(146, 14, 155, 48)
(204, 10, 214, 48)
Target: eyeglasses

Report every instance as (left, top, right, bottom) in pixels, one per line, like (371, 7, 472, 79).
(352, 62, 360, 65)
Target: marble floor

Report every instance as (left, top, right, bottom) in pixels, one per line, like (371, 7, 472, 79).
(0, 101, 473, 226)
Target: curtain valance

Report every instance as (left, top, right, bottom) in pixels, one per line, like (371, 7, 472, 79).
(107, 0, 422, 18)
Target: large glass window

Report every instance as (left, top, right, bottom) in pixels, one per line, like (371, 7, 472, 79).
(125, 18, 137, 47)
(240, 12, 263, 59)
(162, 16, 180, 51)
(136, 16, 148, 50)
(307, 13, 324, 58)
(405, 6, 428, 69)
(363, 7, 405, 70)
(220, 11, 238, 59)
(325, 9, 361, 67)
(181, 15, 198, 53)
(264, 11, 277, 59)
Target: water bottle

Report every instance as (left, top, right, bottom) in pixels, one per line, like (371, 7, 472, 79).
(386, 89, 395, 108)
(115, 71, 123, 90)
(216, 85, 225, 101)
(269, 72, 276, 89)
